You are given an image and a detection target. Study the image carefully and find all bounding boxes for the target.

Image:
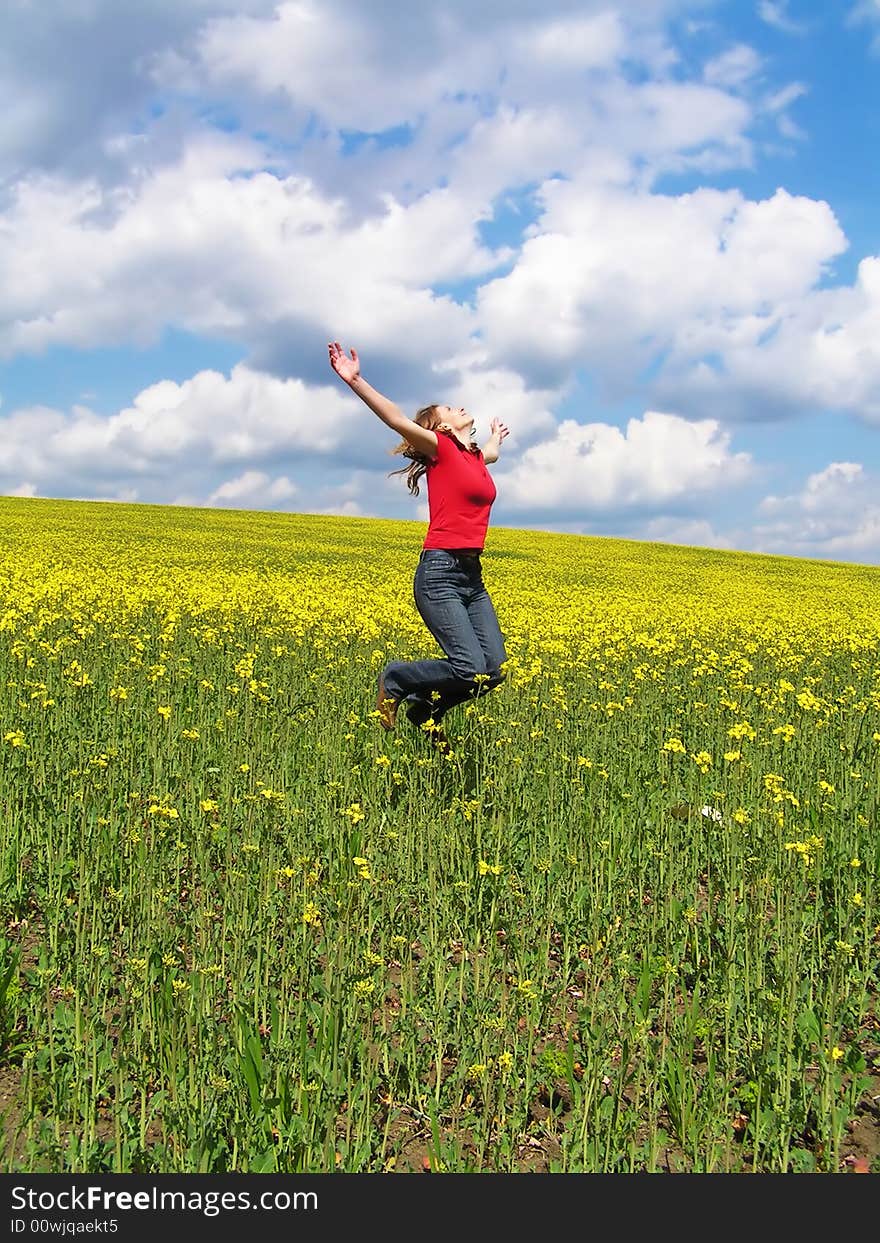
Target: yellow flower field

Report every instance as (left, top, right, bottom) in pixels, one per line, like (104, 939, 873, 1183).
(0, 496, 877, 1172)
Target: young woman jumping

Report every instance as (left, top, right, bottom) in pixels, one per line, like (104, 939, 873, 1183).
(328, 342, 509, 751)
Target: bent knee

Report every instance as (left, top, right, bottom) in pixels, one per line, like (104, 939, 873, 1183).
(448, 652, 488, 682)
(449, 658, 506, 690)
(450, 663, 485, 684)
(465, 669, 506, 695)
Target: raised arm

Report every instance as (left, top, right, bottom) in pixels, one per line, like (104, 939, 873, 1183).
(482, 417, 509, 465)
(328, 343, 438, 459)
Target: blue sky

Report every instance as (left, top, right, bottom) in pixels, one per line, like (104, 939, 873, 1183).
(1, 0, 879, 562)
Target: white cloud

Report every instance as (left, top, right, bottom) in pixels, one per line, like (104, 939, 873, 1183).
(757, 1, 809, 35)
(153, 0, 759, 206)
(432, 355, 561, 450)
(0, 0, 877, 563)
(0, 135, 495, 384)
(703, 44, 763, 89)
(760, 80, 809, 139)
(185, 2, 656, 134)
(575, 78, 752, 170)
(477, 183, 848, 396)
(666, 255, 880, 423)
(0, 107, 798, 416)
(0, 2, 781, 409)
(639, 515, 735, 549)
(304, 472, 374, 519)
(309, 499, 365, 517)
(335, 64, 752, 220)
(526, 11, 626, 67)
(0, 365, 368, 501)
(496, 410, 754, 513)
(0, 0, 756, 225)
(2, 481, 38, 498)
(0, 1, 276, 179)
(754, 462, 880, 561)
(209, 469, 297, 507)
(764, 82, 808, 113)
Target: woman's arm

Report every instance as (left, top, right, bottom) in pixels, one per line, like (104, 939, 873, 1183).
(482, 417, 509, 465)
(328, 343, 438, 459)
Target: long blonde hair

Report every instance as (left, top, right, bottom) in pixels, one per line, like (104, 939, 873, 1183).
(388, 405, 444, 496)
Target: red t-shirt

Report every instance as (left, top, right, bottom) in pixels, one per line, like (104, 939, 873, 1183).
(423, 431, 497, 550)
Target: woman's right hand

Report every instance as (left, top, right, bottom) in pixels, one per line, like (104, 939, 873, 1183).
(328, 341, 360, 384)
(327, 344, 438, 459)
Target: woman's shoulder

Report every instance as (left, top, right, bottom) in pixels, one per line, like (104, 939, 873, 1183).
(430, 429, 457, 460)
(435, 430, 479, 456)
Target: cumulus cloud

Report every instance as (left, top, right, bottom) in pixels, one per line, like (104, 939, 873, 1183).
(662, 255, 880, 423)
(0, 0, 760, 227)
(1, 0, 828, 418)
(145, 0, 761, 216)
(208, 469, 297, 507)
(0, 134, 498, 390)
(477, 182, 853, 403)
(495, 410, 754, 514)
(0, 0, 276, 181)
(184, 2, 650, 133)
(10, 124, 848, 422)
(0, 0, 877, 561)
(753, 462, 880, 562)
(10, 127, 867, 438)
(0, 365, 370, 502)
(638, 516, 736, 550)
(433, 356, 561, 450)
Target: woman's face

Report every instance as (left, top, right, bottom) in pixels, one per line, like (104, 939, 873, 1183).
(437, 405, 475, 435)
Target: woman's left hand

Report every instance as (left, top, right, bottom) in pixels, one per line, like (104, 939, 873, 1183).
(490, 418, 509, 442)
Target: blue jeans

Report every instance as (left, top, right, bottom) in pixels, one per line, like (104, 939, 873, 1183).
(380, 549, 507, 721)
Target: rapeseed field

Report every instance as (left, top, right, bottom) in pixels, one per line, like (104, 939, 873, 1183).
(0, 496, 877, 1172)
